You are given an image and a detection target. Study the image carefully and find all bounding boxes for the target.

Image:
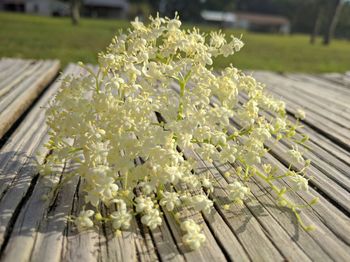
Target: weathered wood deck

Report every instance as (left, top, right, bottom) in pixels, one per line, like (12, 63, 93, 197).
(0, 58, 349, 262)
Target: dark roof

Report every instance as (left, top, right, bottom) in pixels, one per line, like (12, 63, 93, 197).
(84, 0, 128, 9)
(235, 12, 290, 26)
(1, 0, 26, 3)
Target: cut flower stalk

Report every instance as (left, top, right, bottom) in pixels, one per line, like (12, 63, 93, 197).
(39, 14, 316, 250)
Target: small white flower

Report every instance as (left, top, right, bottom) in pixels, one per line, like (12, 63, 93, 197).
(245, 151, 261, 165)
(110, 209, 132, 230)
(160, 192, 181, 211)
(141, 209, 162, 230)
(227, 181, 250, 204)
(183, 231, 206, 250)
(295, 109, 306, 120)
(180, 219, 201, 233)
(191, 195, 213, 215)
(290, 175, 309, 192)
(288, 146, 304, 164)
(135, 196, 154, 213)
(201, 178, 214, 193)
(209, 31, 226, 48)
(75, 210, 94, 231)
(41, 14, 313, 251)
(180, 219, 206, 250)
(221, 43, 234, 57)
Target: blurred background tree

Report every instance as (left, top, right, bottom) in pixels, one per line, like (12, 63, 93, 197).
(70, 0, 80, 25)
(1, 0, 349, 71)
(135, 0, 350, 43)
(15, 0, 349, 42)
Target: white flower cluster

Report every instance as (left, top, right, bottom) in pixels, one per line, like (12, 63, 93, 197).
(181, 219, 206, 250)
(228, 180, 251, 205)
(41, 14, 316, 250)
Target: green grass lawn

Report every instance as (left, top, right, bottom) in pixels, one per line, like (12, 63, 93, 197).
(1, 12, 350, 72)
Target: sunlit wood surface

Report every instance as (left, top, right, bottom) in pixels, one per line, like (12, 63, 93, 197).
(0, 59, 349, 262)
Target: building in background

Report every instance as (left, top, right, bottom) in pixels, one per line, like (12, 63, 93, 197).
(0, 0, 129, 18)
(201, 10, 236, 27)
(26, 0, 69, 16)
(201, 10, 290, 34)
(0, 0, 69, 15)
(235, 13, 290, 34)
(82, 0, 128, 19)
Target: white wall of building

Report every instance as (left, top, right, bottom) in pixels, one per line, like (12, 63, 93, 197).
(25, 0, 69, 16)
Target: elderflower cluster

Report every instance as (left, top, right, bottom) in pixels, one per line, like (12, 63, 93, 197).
(227, 180, 251, 205)
(181, 219, 206, 250)
(41, 14, 316, 250)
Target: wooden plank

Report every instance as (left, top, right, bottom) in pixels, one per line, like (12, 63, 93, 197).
(0, 59, 27, 82)
(29, 174, 80, 262)
(251, 74, 350, 148)
(287, 73, 350, 94)
(151, 95, 251, 261)
(100, 208, 143, 262)
(235, 92, 350, 248)
(0, 59, 13, 72)
(190, 145, 315, 261)
(0, 60, 40, 97)
(147, 210, 185, 261)
(239, 93, 350, 196)
(0, 60, 34, 93)
(0, 65, 76, 257)
(0, 162, 63, 262)
(321, 73, 350, 88)
(266, 84, 350, 125)
(1, 63, 349, 261)
(201, 76, 350, 260)
(235, 94, 350, 216)
(263, 77, 350, 125)
(200, 207, 250, 262)
(0, 125, 49, 246)
(258, 154, 350, 261)
(278, 135, 350, 191)
(256, 71, 350, 107)
(197, 124, 348, 261)
(253, 71, 350, 115)
(219, 117, 350, 260)
(0, 59, 60, 139)
(0, 61, 52, 112)
(0, 64, 155, 262)
(0, 63, 72, 201)
(295, 123, 350, 168)
(238, 92, 350, 186)
(253, 74, 350, 125)
(0, 114, 48, 199)
(61, 181, 104, 262)
(238, 92, 350, 200)
(162, 203, 228, 261)
(186, 148, 289, 261)
(214, 161, 331, 261)
(268, 141, 350, 214)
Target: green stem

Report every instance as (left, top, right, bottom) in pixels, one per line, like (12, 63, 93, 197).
(177, 80, 186, 120)
(255, 169, 314, 230)
(124, 172, 128, 190)
(176, 71, 191, 121)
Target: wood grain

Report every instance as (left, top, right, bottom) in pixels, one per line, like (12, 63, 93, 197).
(1, 62, 350, 261)
(0, 59, 60, 139)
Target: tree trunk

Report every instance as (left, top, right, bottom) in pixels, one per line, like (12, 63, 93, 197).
(71, 0, 80, 26)
(323, 0, 344, 45)
(310, 7, 322, 44)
